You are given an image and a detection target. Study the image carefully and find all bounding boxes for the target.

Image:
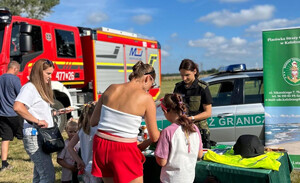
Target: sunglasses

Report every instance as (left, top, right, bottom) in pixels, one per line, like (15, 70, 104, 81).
(144, 71, 156, 89)
(44, 59, 54, 66)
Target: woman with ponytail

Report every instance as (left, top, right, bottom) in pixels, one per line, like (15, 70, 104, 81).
(155, 93, 203, 183)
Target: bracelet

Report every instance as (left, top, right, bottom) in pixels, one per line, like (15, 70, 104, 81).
(191, 116, 195, 121)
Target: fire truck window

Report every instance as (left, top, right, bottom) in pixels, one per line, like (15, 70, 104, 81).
(10, 23, 21, 57)
(31, 26, 43, 52)
(10, 24, 42, 56)
(11, 24, 43, 71)
(55, 29, 76, 58)
(0, 25, 4, 53)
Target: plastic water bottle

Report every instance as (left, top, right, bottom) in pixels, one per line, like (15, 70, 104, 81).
(31, 128, 37, 136)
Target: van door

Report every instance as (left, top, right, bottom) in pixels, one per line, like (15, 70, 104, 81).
(208, 79, 237, 143)
(235, 77, 265, 141)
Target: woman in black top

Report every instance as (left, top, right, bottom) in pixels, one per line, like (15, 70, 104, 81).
(173, 59, 213, 148)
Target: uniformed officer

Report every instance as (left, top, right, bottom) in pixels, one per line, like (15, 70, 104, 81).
(174, 59, 213, 148)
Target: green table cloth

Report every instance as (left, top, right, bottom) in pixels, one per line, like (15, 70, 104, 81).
(195, 152, 292, 183)
(144, 152, 293, 183)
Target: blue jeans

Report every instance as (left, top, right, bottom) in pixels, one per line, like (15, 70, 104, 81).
(23, 135, 55, 183)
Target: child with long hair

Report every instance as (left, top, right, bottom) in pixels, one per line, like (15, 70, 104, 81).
(155, 93, 203, 183)
(68, 102, 102, 183)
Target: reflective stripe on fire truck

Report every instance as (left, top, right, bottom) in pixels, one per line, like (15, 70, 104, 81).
(61, 81, 84, 85)
(93, 40, 98, 101)
(96, 62, 135, 73)
(118, 70, 133, 73)
(54, 61, 83, 70)
(29, 61, 84, 70)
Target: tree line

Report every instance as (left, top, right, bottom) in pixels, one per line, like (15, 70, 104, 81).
(162, 67, 219, 77)
(0, 0, 59, 19)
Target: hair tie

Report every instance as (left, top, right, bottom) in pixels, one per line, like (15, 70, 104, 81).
(179, 101, 183, 104)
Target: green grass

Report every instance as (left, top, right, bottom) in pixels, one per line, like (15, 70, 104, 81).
(158, 77, 181, 99)
(158, 74, 210, 99)
(0, 132, 67, 183)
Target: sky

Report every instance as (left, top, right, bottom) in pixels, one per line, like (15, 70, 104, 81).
(44, 0, 300, 74)
(265, 106, 300, 124)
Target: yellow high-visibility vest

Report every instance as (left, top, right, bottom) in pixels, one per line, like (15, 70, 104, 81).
(203, 149, 282, 171)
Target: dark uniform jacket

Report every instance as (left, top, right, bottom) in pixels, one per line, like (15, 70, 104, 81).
(173, 78, 212, 117)
(174, 78, 213, 148)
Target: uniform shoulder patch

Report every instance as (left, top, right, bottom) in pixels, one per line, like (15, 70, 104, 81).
(198, 80, 208, 89)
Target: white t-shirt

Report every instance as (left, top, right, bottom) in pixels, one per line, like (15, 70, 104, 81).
(78, 126, 98, 173)
(155, 123, 202, 183)
(15, 82, 54, 129)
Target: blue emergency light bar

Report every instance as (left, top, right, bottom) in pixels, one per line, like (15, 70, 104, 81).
(219, 64, 247, 72)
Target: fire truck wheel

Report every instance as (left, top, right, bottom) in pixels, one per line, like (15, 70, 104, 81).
(53, 99, 68, 132)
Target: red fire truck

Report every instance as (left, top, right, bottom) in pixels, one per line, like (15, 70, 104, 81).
(0, 8, 161, 130)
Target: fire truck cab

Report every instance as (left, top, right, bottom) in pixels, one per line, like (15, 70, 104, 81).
(0, 7, 161, 130)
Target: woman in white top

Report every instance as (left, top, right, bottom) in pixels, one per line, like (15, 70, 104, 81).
(91, 61, 160, 183)
(14, 59, 56, 183)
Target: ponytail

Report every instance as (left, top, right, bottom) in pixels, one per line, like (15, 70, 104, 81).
(78, 101, 97, 135)
(177, 115, 196, 133)
(162, 93, 196, 133)
(128, 61, 156, 81)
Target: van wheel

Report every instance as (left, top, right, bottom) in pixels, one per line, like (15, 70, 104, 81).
(52, 99, 67, 132)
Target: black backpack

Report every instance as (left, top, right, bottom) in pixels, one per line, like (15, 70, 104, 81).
(233, 135, 264, 158)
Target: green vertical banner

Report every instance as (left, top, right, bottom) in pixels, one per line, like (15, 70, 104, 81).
(263, 28, 300, 169)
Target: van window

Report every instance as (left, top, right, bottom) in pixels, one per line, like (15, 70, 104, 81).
(55, 29, 75, 58)
(244, 77, 264, 104)
(209, 80, 234, 106)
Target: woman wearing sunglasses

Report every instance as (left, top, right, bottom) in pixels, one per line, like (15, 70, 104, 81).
(14, 59, 56, 182)
(91, 61, 160, 183)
